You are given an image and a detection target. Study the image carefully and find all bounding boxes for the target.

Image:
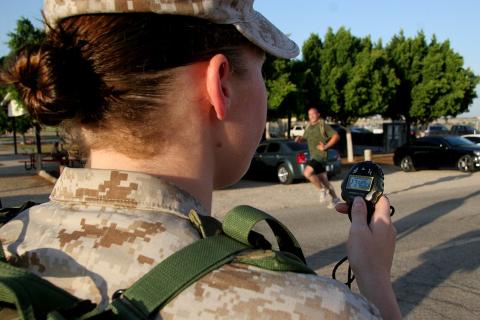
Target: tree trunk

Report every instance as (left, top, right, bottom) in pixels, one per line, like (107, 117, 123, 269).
(405, 118, 412, 144)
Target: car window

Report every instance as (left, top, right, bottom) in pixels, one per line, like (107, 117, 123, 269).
(256, 144, 267, 153)
(414, 138, 439, 147)
(429, 125, 448, 132)
(444, 136, 474, 146)
(266, 143, 281, 153)
(466, 136, 480, 143)
(286, 142, 307, 151)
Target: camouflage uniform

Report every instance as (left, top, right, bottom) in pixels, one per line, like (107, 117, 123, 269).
(0, 168, 381, 319)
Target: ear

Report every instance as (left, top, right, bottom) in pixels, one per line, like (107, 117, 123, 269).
(206, 54, 232, 121)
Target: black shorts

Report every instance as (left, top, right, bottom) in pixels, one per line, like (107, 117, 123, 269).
(306, 159, 327, 174)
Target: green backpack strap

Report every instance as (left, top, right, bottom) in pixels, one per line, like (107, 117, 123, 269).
(108, 206, 314, 319)
(222, 205, 307, 263)
(0, 260, 96, 320)
(109, 234, 250, 319)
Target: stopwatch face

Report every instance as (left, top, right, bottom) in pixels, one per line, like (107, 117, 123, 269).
(346, 175, 374, 192)
(341, 161, 384, 204)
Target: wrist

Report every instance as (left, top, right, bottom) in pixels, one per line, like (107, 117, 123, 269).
(356, 276, 401, 320)
(356, 271, 391, 288)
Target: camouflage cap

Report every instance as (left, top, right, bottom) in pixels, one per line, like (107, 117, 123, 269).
(43, 0, 299, 59)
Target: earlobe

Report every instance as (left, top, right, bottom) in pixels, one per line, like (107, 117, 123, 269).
(206, 54, 231, 120)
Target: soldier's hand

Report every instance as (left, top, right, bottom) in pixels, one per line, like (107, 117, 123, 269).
(316, 142, 325, 151)
(335, 197, 401, 320)
(345, 196, 396, 280)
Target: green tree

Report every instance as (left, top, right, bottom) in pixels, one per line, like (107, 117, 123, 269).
(344, 38, 398, 123)
(303, 28, 397, 126)
(302, 33, 323, 108)
(411, 36, 479, 122)
(385, 31, 479, 137)
(6, 17, 44, 54)
(385, 31, 427, 124)
(1, 17, 45, 150)
(262, 54, 304, 138)
(263, 55, 298, 118)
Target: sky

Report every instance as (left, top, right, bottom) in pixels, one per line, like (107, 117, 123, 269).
(1, 0, 479, 117)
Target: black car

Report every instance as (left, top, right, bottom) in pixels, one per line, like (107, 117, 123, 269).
(450, 124, 477, 136)
(245, 139, 341, 184)
(393, 135, 480, 172)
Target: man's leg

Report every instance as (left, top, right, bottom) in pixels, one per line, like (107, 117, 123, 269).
(318, 171, 339, 200)
(303, 165, 325, 190)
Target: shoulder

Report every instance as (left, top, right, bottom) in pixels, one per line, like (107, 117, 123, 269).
(162, 262, 381, 319)
(324, 122, 337, 135)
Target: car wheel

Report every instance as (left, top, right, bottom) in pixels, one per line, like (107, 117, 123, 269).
(277, 164, 293, 184)
(457, 155, 474, 172)
(400, 156, 415, 172)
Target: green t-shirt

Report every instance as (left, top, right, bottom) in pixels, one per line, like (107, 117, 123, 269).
(303, 120, 337, 161)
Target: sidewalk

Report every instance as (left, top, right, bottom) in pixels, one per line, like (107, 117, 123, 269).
(341, 152, 394, 165)
(0, 152, 59, 207)
(0, 152, 60, 177)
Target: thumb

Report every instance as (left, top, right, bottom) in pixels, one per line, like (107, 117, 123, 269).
(351, 197, 368, 226)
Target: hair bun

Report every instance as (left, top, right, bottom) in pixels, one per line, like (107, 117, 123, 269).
(2, 29, 107, 125)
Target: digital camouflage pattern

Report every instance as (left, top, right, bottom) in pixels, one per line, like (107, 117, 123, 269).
(0, 168, 381, 319)
(43, 0, 299, 59)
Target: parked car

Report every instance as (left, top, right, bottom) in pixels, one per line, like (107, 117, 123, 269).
(424, 124, 449, 136)
(289, 125, 305, 137)
(450, 125, 477, 136)
(350, 126, 373, 134)
(462, 134, 480, 145)
(393, 135, 480, 172)
(245, 139, 341, 184)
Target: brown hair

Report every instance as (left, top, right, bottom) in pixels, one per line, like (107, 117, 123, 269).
(1, 14, 256, 157)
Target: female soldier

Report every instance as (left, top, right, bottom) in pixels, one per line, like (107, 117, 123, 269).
(1, 0, 401, 319)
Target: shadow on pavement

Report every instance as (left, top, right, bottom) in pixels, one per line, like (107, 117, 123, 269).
(394, 230, 480, 318)
(0, 193, 51, 208)
(308, 190, 480, 269)
(394, 189, 480, 241)
(388, 172, 474, 196)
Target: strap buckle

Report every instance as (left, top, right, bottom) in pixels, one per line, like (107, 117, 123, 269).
(111, 289, 148, 319)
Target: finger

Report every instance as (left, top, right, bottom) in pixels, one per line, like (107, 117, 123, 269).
(350, 197, 368, 227)
(372, 196, 391, 222)
(335, 202, 349, 214)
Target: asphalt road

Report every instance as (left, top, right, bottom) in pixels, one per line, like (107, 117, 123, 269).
(1, 156, 479, 319)
(213, 165, 480, 320)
